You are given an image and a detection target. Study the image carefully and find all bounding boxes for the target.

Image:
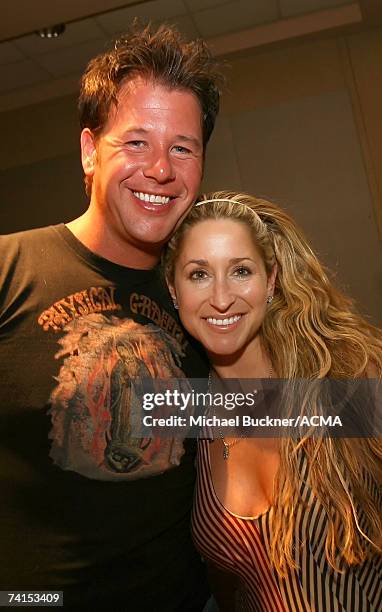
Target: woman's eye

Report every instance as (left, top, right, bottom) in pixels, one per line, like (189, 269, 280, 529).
(189, 269, 208, 281)
(233, 266, 251, 277)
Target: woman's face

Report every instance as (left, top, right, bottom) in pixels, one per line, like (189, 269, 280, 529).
(169, 218, 276, 358)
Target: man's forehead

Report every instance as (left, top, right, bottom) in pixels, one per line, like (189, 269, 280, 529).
(101, 75, 203, 142)
(114, 75, 201, 113)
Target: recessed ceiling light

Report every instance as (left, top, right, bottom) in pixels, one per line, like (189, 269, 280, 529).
(36, 24, 66, 39)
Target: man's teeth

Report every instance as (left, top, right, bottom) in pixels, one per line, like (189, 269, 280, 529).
(206, 315, 242, 326)
(133, 191, 170, 205)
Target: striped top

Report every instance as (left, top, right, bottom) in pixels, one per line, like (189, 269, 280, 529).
(192, 439, 382, 611)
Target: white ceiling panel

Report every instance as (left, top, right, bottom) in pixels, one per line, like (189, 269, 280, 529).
(0, 0, 366, 111)
(96, 0, 187, 34)
(279, 0, 354, 19)
(193, 0, 279, 38)
(14, 19, 106, 57)
(153, 14, 201, 39)
(0, 0, 140, 41)
(0, 41, 25, 65)
(0, 59, 49, 92)
(34, 39, 108, 79)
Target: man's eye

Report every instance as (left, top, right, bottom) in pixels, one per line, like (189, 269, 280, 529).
(173, 145, 191, 155)
(127, 140, 146, 148)
(189, 269, 208, 281)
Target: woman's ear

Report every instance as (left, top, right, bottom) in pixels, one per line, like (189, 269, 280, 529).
(267, 263, 278, 297)
(166, 278, 178, 306)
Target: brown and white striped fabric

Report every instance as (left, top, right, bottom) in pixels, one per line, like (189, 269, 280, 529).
(192, 439, 382, 611)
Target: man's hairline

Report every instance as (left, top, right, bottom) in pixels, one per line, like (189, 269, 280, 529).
(85, 73, 206, 149)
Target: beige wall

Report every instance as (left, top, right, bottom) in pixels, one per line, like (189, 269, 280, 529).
(1, 26, 381, 323)
(203, 30, 382, 324)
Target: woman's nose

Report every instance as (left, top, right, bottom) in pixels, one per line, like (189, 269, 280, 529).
(209, 279, 235, 312)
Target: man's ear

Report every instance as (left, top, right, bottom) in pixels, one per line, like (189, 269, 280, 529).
(80, 129, 97, 177)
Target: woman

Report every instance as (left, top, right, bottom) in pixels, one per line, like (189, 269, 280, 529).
(164, 191, 382, 611)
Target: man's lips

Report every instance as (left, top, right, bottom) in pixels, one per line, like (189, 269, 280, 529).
(132, 190, 175, 205)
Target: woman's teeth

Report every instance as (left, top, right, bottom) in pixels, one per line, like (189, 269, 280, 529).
(133, 191, 170, 205)
(206, 315, 242, 326)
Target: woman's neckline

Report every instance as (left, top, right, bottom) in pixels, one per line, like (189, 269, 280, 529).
(204, 439, 272, 522)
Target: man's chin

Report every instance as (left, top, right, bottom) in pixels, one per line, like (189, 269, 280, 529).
(171, 203, 197, 234)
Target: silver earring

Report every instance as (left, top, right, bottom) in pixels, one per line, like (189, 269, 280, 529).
(266, 295, 273, 304)
(173, 299, 179, 310)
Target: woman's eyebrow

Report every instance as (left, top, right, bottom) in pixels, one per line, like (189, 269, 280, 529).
(182, 257, 255, 271)
(182, 259, 208, 270)
(229, 257, 254, 264)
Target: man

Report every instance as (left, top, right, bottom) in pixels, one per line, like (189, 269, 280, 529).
(0, 23, 221, 610)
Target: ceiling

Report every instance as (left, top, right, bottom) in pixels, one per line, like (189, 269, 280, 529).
(0, 0, 377, 112)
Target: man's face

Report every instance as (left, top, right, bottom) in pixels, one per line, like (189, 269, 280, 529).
(81, 76, 204, 267)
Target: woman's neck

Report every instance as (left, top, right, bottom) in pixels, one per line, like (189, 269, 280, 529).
(208, 338, 273, 379)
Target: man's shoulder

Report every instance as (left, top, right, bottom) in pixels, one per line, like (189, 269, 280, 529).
(0, 224, 61, 247)
(0, 225, 66, 269)
(0, 225, 65, 300)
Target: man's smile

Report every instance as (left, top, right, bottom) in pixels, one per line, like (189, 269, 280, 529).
(132, 191, 172, 205)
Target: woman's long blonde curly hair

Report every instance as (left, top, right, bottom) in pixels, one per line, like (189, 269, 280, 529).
(164, 190, 382, 576)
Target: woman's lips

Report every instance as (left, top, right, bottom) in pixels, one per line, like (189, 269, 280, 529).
(205, 314, 243, 328)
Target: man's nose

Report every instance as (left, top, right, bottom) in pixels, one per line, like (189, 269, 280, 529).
(143, 149, 175, 182)
(210, 278, 235, 312)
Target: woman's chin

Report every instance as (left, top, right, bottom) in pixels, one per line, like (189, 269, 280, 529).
(205, 344, 245, 365)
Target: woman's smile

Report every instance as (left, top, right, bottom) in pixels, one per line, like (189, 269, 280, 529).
(169, 218, 276, 359)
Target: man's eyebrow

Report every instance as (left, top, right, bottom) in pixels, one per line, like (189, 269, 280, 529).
(122, 128, 149, 136)
(175, 135, 203, 149)
(121, 129, 202, 148)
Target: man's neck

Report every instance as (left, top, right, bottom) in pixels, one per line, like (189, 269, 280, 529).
(66, 210, 161, 270)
